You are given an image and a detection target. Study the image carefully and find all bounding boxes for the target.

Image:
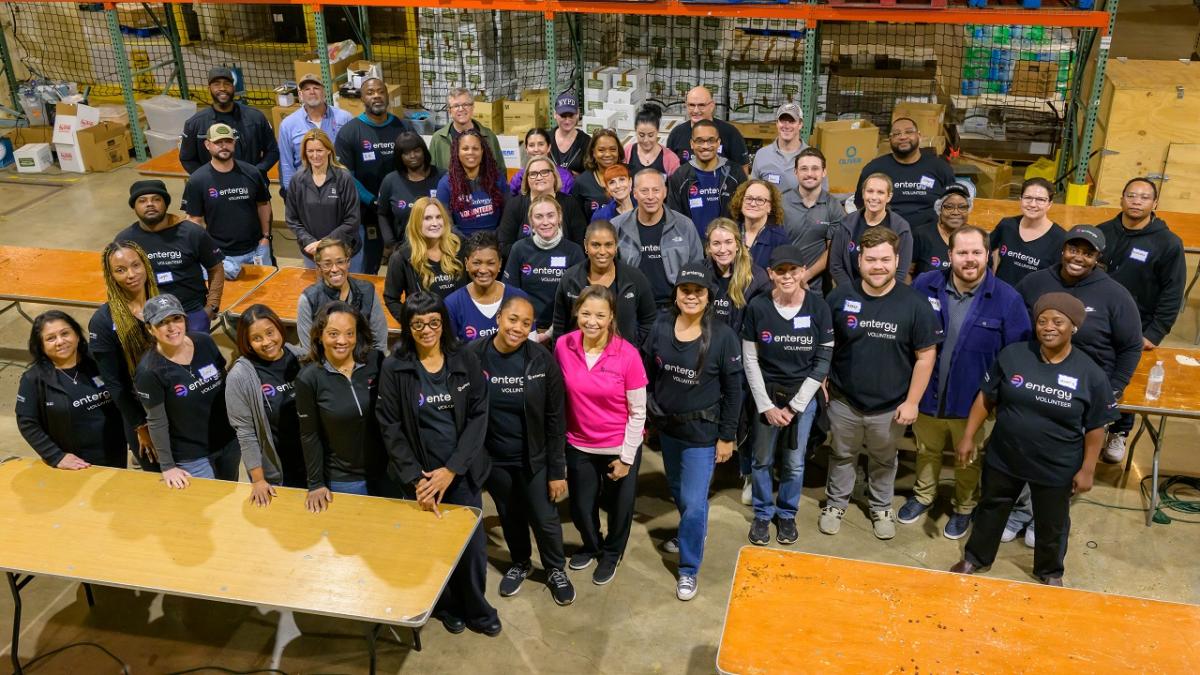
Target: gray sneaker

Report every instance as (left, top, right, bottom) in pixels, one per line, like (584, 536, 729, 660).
(871, 510, 897, 540)
(676, 574, 698, 601)
(660, 537, 680, 554)
(818, 506, 846, 535)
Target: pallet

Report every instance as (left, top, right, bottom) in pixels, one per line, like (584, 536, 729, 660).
(828, 0, 949, 8)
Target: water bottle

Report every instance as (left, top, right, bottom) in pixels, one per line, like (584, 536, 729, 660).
(1146, 361, 1164, 401)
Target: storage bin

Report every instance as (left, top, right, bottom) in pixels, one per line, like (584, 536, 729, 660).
(145, 129, 181, 158)
(138, 96, 196, 136)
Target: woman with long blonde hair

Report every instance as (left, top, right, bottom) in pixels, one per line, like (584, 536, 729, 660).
(383, 196, 466, 324)
(285, 128, 362, 270)
(704, 218, 769, 331)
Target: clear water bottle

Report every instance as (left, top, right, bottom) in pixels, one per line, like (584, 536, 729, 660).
(1146, 361, 1164, 401)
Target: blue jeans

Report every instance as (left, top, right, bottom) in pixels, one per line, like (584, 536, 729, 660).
(222, 243, 272, 280)
(329, 479, 368, 495)
(300, 227, 366, 274)
(751, 400, 817, 521)
(660, 434, 717, 577)
(176, 441, 240, 481)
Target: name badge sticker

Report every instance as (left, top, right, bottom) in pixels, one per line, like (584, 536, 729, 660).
(362, 151, 376, 161)
(794, 315, 811, 329)
(429, 189, 438, 199)
(1057, 374, 1078, 390)
(550, 256, 566, 268)
(156, 271, 173, 284)
(843, 299, 862, 313)
(1130, 247, 1149, 262)
(198, 364, 219, 380)
(765, 173, 781, 184)
(919, 175, 936, 189)
(928, 297, 941, 311)
(93, 376, 105, 387)
(688, 197, 704, 209)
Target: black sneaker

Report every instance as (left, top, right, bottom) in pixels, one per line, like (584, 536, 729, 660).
(568, 551, 596, 571)
(434, 611, 465, 634)
(592, 558, 618, 585)
(546, 568, 576, 605)
(775, 516, 798, 545)
(748, 518, 771, 545)
(498, 561, 532, 597)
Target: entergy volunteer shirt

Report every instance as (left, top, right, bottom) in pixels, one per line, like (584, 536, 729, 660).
(436, 174, 505, 234)
(182, 161, 271, 255)
(253, 351, 305, 486)
(636, 214, 672, 304)
(689, 170, 723, 234)
(826, 281, 944, 414)
(480, 341, 528, 467)
(416, 364, 457, 467)
(646, 320, 743, 445)
(115, 221, 225, 312)
(913, 226, 951, 276)
(980, 341, 1119, 485)
(134, 332, 233, 462)
(503, 238, 586, 329)
(989, 217, 1067, 286)
(740, 291, 834, 389)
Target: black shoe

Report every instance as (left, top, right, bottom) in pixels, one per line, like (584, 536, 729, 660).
(435, 611, 466, 634)
(568, 551, 596, 571)
(593, 558, 618, 585)
(546, 568, 576, 606)
(468, 616, 502, 637)
(748, 518, 771, 546)
(498, 561, 532, 597)
(775, 516, 798, 545)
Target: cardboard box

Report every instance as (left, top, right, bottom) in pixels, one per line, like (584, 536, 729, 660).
(733, 122, 778, 142)
(56, 122, 130, 173)
(503, 100, 539, 131)
(1011, 61, 1057, 99)
(582, 111, 618, 135)
(52, 103, 101, 145)
(957, 153, 1014, 199)
(294, 44, 361, 86)
(345, 59, 384, 89)
(605, 103, 638, 129)
(520, 89, 549, 122)
(472, 98, 504, 134)
(810, 119, 879, 193)
(608, 85, 645, 107)
(4, 126, 56, 148)
(14, 143, 53, 173)
(891, 102, 946, 138)
(334, 84, 403, 117)
(270, 104, 301, 133)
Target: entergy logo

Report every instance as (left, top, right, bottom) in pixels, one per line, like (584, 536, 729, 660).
(759, 330, 773, 344)
(688, 184, 699, 197)
(930, 256, 942, 267)
(520, 263, 533, 276)
(1010, 374, 1025, 387)
(464, 326, 478, 339)
(846, 315, 858, 329)
(173, 384, 189, 397)
(261, 383, 277, 398)
(999, 245, 1008, 256)
(207, 187, 219, 199)
(361, 139, 373, 150)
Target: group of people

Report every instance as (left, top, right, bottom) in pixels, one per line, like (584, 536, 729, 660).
(15, 73, 1190, 633)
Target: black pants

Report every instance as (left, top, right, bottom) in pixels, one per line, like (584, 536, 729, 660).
(403, 476, 497, 626)
(965, 463, 1072, 581)
(360, 209, 383, 275)
(485, 464, 566, 571)
(1110, 412, 1135, 436)
(566, 447, 641, 564)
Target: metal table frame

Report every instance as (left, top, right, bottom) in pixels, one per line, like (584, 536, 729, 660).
(1120, 404, 1200, 527)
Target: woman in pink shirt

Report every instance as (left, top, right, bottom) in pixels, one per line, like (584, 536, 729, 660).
(554, 285, 647, 586)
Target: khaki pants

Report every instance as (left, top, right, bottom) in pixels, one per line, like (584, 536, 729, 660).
(911, 414, 989, 514)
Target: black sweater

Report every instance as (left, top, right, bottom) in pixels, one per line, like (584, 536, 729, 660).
(551, 260, 658, 345)
(295, 351, 386, 489)
(465, 338, 568, 480)
(1097, 215, 1187, 344)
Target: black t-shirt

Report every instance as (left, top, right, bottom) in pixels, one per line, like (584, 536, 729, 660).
(913, 226, 951, 276)
(740, 291, 834, 389)
(503, 238, 586, 330)
(335, 116, 414, 201)
(854, 151, 955, 231)
(571, 171, 609, 221)
(990, 217, 1067, 287)
(427, 259, 465, 299)
(637, 215, 672, 305)
(646, 320, 744, 444)
(56, 368, 117, 464)
(551, 129, 591, 175)
(416, 364, 457, 467)
(134, 332, 234, 462)
(115, 222, 224, 312)
(480, 341, 527, 466)
(378, 168, 444, 241)
(981, 342, 1119, 486)
(826, 282, 944, 414)
(182, 162, 271, 255)
(253, 351, 305, 487)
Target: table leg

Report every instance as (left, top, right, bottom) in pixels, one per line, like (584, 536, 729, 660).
(365, 622, 381, 675)
(83, 583, 95, 607)
(412, 626, 422, 652)
(1125, 415, 1148, 473)
(7, 572, 34, 675)
(1189, 264, 1200, 344)
(14, 302, 34, 324)
(1146, 417, 1167, 527)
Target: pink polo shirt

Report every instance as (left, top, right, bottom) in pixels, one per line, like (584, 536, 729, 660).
(555, 330, 648, 449)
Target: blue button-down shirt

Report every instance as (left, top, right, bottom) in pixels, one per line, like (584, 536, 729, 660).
(277, 104, 354, 189)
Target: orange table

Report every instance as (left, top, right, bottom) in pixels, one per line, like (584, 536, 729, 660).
(1118, 347, 1200, 526)
(137, 148, 280, 183)
(717, 548, 1200, 675)
(0, 245, 275, 323)
(972, 198, 1200, 252)
(224, 265, 400, 332)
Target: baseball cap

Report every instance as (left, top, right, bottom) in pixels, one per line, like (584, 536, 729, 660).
(775, 102, 803, 122)
(207, 123, 236, 142)
(1065, 225, 1105, 252)
(297, 73, 323, 88)
(143, 294, 187, 326)
(674, 262, 716, 295)
(768, 245, 806, 269)
(207, 66, 235, 84)
(555, 93, 579, 115)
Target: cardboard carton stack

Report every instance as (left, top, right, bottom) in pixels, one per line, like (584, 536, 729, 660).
(809, 119, 879, 194)
(52, 102, 129, 172)
(418, 8, 466, 116)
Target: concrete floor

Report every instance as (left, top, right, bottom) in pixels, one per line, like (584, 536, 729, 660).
(0, 159, 1198, 673)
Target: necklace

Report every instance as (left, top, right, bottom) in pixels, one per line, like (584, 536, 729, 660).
(57, 366, 79, 385)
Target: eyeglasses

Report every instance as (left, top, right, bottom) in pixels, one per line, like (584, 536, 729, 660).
(410, 319, 442, 332)
(693, 137, 720, 147)
(743, 196, 770, 206)
(941, 203, 970, 212)
(528, 169, 554, 179)
(318, 259, 349, 270)
(686, 102, 713, 109)
(1021, 195, 1051, 205)
(449, 102, 472, 111)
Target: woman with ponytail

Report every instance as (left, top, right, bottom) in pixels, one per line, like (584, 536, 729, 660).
(624, 103, 680, 177)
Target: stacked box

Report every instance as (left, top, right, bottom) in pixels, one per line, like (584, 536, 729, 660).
(418, 8, 465, 111)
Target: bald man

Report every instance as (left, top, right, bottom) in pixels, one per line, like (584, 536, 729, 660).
(665, 86, 749, 173)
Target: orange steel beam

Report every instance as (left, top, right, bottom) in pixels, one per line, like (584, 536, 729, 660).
(809, 6, 1111, 32)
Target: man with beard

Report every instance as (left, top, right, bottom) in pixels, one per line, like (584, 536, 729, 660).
(853, 117, 954, 232)
(277, 73, 353, 194)
(429, 87, 506, 174)
(665, 86, 748, 172)
(912, 184, 972, 277)
(181, 123, 272, 280)
(115, 180, 225, 332)
(821, 227, 942, 540)
(334, 77, 414, 273)
(902, 226, 1031, 539)
(1094, 177, 1187, 463)
(179, 67, 278, 176)
(782, 147, 844, 295)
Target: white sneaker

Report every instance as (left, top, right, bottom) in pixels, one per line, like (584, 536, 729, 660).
(1024, 526, 1036, 548)
(818, 506, 846, 535)
(1001, 524, 1020, 543)
(741, 476, 753, 506)
(871, 509, 897, 540)
(1101, 432, 1127, 463)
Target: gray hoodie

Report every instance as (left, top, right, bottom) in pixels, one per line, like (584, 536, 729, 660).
(225, 343, 306, 485)
(612, 207, 704, 286)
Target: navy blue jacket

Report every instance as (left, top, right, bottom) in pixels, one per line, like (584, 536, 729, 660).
(912, 268, 1032, 418)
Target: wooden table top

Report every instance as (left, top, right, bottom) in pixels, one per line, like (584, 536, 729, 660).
(717, 548, 1200, 675)
(0, 458, 478, 626)
(972, 199, 1200, 252)
(137, 148, 280, 183)
(0, 246, 274, 312)
(1119, 347, 1200, 419)
(227, 265, 400, 331)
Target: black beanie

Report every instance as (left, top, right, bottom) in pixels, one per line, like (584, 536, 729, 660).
(128, 180, 171, 209)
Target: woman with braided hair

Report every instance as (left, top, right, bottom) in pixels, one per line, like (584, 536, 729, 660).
(436, 128, 507, 236)
(88, 240, 161, 470)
